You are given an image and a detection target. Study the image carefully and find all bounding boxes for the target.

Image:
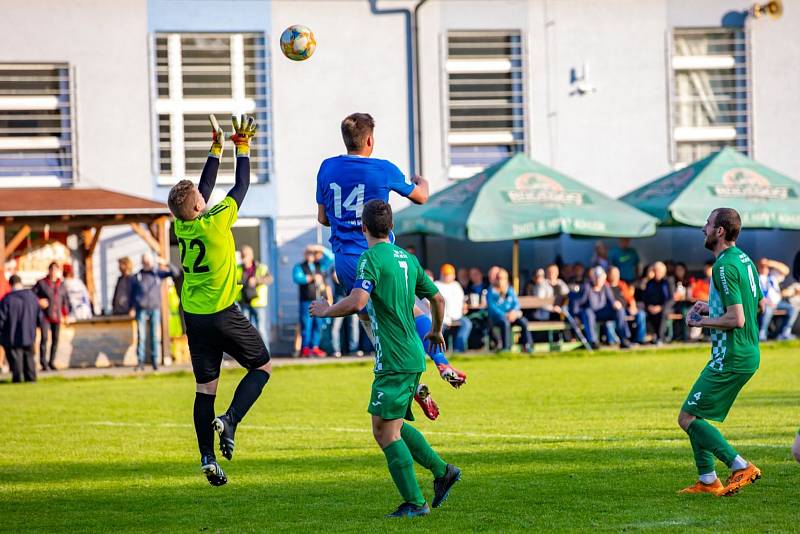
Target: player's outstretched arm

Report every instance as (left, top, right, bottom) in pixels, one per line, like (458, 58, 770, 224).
(227, 114, 258, 208)
(198, 114, 224, 202)
(406, 175, 429, 205)
(310, 288, 370, 318)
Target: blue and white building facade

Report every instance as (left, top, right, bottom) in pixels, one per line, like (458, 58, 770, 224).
(1, 0, 799, 352)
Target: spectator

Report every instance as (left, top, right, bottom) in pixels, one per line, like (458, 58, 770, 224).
(757, 258, 798, 341)
(330, 270, 361, 358)
(435, 264, 472, 353)
(545, 264, 570, 310)
(568, 262, 586, 287)
(634, 263, 656, 303)
(688, 262, 713, 302)
(293, 245, 333, 357)
(487, 265, 501, 286)
(112, 257, 136, 316)
(608, 266, 645, 344)
(591, 241, 610, 270)
(456, 267, 470, 291)
(132, 253, 175, 371)
(33, 262, 69, 371)
(0, 271, 9, 301)
(0, 275, 40, 383)
(465, 268, 486, 306)
(643, 261, 674, 345)
(524, 268, 559, 321)
(609, 238, 640, 283)
(237, 245, 273, 338)
(671, 262, 691, 340)
(575, 266, 632, 349)
(62, 264, 93, 320)
(487, 269, 531, 352)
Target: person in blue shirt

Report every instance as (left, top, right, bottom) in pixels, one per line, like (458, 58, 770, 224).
(292, 245, 334, 357)
(608, 238, 640, 284)
(315, 112, 467, 388)
(487, 269, 532, 352)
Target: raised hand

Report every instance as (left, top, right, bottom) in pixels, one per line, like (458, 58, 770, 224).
(230, 114, 258, 157)
(208, 114, 225, 159)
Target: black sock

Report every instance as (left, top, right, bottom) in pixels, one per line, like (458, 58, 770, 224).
(194, 392, 216, 458)
(226, 369, 270, 426)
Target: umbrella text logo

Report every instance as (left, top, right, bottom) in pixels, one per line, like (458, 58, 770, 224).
(712, 168, 796, 200)
(505, 173, 586, 206)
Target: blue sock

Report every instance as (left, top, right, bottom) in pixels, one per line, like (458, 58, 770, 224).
(415, 314, 449, 366)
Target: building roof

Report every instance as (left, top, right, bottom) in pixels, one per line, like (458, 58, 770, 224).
(0, 188, 169, 218)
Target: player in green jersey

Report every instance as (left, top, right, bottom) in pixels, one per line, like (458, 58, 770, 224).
(167, 114, 272, 487)
(678, 207, 763, 496)
(310, 200, 461, 518)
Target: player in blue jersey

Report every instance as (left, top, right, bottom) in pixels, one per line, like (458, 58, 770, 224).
(316, 113, 467, 416)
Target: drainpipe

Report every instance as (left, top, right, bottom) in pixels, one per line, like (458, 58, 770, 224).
(368, 0, 428, 177)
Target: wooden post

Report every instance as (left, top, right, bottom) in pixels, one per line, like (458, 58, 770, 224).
(130, 223, 161, 253)
(156, 217, 171, 364)
(512, 239, 520, 294)
(4, 224, 30, 257)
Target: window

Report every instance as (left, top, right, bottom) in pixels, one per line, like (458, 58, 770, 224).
(153, 33, 270, 184)
(0, 63, 74, 187)
(669, 28, 750, 167)
(444, 30, 526, 179)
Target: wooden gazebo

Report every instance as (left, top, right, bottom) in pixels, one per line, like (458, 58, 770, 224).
(0, 188, 174, 362)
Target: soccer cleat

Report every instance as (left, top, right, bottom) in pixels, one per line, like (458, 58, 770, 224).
(311, 347, 327, 358)
(300, 347, 311, 358)
(677, 479, 723, 495)
(719, 463, 761, 496)
(201, 455, 228, 486)
(432, 464, 462, 508)
(212, 414, 237, 461)
(437, 363, 467, 388)
(414, 383, 439, 421)
(385, 502, 430, 518)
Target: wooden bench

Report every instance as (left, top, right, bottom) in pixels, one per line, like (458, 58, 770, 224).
(516, 296, 570, 351)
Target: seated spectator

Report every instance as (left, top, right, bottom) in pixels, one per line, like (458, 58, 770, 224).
(465, 267, 486, 307)
(689, 262, 713, 302)
(609, 238, 640, 283)
(608, 266, 645, 344)
(643, 261, 674, 345)
(634, 263, 655, 303)
(435, 264, 472, 353)
(456, 268, 470, 291)
(568, 262, 586, 287)
(523, 268, 557, 321)
(758, 258, 798, 341)
(591, 240, 610, 271)
(487, 269, 531, 352)
(487, 265, 501, 287)
(671, 262, 691, 340)
(545, 264, 570, 310)
(575, 266, 632, 349)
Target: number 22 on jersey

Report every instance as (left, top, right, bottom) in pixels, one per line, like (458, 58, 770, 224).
(330, 183, 365, 218)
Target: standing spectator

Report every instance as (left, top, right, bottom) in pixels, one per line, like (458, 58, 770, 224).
(330, 270, 361, 358)
(33, 262, 69, 371)
(112, 257, 136, 316)
(0, 275, 40, 382)
(487, 269, 531, 352)
(609, 238, 640, 283)
(757, 258, 798, 341)
(62, 264, 93, 320)
(643, 261, 674, 345)
(237, 245, 273, 339)
(132, 253, 175, 371)
(435, 264, 472, 353)
(671, 262, 691, 340)
(293, 245, 333, 357)
(688, 262, 713, 303)
(575, 267, 632, 349)
(591, 241, 610, 270)
(608, 266, 645, 344)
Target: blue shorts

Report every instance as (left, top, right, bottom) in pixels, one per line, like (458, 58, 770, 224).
(335, 253, 362, 293)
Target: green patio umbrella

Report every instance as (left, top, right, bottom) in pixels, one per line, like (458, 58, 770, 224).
(395, 153, 658, 290)
(621, 146, 800, 228)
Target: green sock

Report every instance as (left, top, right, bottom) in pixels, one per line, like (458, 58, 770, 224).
(401, 423, 448, 479)
(687, 418, 738, 468)
(688, 430, 716, 476)
(382, 439, 425, 506)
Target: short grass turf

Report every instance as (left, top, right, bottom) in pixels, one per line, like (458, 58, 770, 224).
(1, 343, 799, 533)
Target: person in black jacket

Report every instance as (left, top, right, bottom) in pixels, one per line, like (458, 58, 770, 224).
(33, 262, 70, 371)
(131, 253, 176, 370)
(111, 257, 136, 316)
(0, 275, 41, 382)
(643, 261, 675, 345)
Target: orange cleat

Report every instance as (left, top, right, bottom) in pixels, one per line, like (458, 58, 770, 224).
(678, 479, 724, 495)
(414, 383, 439, 421)
(719, 463, 761, 496)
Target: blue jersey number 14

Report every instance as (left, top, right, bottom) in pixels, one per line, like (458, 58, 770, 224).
(330, 183, 365, 218)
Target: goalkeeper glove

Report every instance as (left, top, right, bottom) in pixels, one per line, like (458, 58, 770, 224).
(208, 114, 225, 159)
(231, 114, 258, 158)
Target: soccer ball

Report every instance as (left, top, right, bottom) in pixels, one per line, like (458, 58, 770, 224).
(280, 25, 316, 61)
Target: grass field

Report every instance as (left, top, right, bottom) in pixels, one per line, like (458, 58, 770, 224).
(1, 343, 799, 533)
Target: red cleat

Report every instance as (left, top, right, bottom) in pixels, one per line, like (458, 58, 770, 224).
(437, 363, 467, 388)
(300, 347, 311, 358)
(311, 347, 327, 358)
(414, 383, 439, 421)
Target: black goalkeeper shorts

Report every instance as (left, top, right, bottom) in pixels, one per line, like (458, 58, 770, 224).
(184, 303, 271, 384)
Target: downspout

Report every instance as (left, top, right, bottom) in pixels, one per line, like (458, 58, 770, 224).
(368, 0, 428, 177)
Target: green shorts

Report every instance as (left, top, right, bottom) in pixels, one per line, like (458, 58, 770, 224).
(682, 366, 754, 422)
(368, 372, 421, 421)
